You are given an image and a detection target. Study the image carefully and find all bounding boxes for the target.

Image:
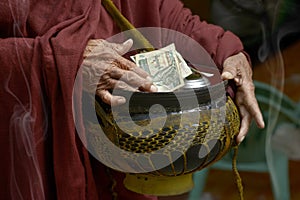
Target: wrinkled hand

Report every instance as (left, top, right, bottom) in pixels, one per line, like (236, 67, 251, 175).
(222, 52, 265, 144)
(82, 39, 157, 106)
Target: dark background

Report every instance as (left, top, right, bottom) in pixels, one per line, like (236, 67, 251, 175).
(181, 0, 300, 65)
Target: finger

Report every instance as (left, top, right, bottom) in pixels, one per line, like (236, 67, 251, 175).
(130, 65, 152, 80)
(120, 70, 157, 92)
(234, 76, 243, 87)
(99, 77, 139, 92)
(115, 56, 150, 79)
(236, 106, 252, 144)
(222, 53, 247, 80)
(106, 66, 157, 92)
(221, 60, 239, 80)
(119, 39, 133, 55)
(238, 81, 265, 127)
(121, 70, 157, 92)
(254, 110, 265, 129)
(221, 71, 235, 80)
(104, 39, 133, 55)
(242, 91, 265, 129)
(96, 89, 126, 106)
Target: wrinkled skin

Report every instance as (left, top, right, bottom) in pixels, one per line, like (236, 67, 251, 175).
(81, 39, 157, 106)
(222, 52, 265, 143)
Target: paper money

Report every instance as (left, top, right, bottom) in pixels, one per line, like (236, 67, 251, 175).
(175, 51, 193, 78)
(132, 44, 192, 92)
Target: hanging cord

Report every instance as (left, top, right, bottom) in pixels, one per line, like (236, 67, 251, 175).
(232, 145, 244, 200)
(101, 0, 155, 51)
(105, 167, 118, 200)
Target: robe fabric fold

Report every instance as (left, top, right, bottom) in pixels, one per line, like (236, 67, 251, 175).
(0, 0, 245, 199)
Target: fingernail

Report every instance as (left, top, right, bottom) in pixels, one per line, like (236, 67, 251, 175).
(123, 39, 133, 46)
(222, 72, 234, 79)
(150, 85, 158, 92)
(117, 97, 126, 105)
(146, 76, 153, 82)
(261, 120, 265, 128)
(239, 136, 245, 143)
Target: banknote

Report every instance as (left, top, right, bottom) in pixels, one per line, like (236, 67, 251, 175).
(133, 44, 185, 92)
(131, 44, 192, 79)
(175, 51, 193, 78)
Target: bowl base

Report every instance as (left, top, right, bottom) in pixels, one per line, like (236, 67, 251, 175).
(124, 173, 194, 196)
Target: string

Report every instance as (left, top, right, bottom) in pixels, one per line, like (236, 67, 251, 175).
(232, 145, 244, 200)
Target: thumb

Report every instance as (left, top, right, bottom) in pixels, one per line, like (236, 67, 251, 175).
(221, 71, 234, 80)
(115, 39, 133, 55)
(221, 57, 238, 80)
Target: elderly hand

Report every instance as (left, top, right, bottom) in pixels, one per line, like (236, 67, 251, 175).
(81, 39, 157, 106)
(222, 52, 265, 144)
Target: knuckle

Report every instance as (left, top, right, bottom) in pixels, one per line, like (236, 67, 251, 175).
(99, 91, 111, 104)
(248, 82, 255, 92)
(123, 71, 136, 82)
(100, 73, 110, 81)
(141, 81, 152, 89)
(116, 82, 127, 90)
(106, 79, 116, 87)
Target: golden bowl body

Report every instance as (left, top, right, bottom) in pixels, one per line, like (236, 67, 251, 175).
(87, 81, 240, 195)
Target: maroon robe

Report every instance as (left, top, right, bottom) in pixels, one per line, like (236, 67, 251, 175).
(0, 0, 244, 199)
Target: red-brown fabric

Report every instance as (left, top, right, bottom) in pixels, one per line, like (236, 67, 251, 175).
(0, 0, 245, 199)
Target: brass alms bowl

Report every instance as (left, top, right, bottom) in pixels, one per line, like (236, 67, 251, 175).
(87, 79, 240, 196)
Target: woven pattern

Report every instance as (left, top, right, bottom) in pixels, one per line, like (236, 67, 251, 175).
(89, 96, 240, 176)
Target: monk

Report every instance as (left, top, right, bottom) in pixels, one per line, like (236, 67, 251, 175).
(0, 0, 264, 199)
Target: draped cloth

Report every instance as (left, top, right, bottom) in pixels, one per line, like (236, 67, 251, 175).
(0, 0, 244, 199)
